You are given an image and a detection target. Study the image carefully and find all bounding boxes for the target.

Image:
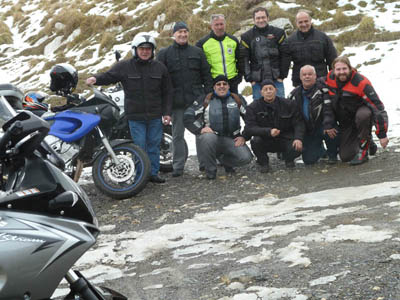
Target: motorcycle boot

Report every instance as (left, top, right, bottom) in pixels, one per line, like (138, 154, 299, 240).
(350, 139, 369, 165)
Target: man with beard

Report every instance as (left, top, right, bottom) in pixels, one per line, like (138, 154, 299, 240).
(288, 65, 339, 164)
(196, 14, 242, 93)
(157, 21, 213, 177)
(324, 56, 389, 165)
(243, 80, 304, 173)
(240, 7, 289, 99)
(284, 11, 337, 87)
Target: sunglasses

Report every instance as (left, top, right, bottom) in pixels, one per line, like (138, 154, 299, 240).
(215, 82, 228, 87)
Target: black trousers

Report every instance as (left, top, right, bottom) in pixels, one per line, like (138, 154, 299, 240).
(339, 106, 373, 162)
(250, 136, 301, 165)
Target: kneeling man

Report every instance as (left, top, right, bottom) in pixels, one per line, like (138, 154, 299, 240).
(184, 75, 253, 179)
(244, 79, 305, 172)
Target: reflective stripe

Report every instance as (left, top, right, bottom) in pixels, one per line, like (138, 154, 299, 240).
(324, 99, 331, 104)
(233, 129, 241, 136)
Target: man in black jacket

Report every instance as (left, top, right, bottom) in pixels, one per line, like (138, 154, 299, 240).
(288, 65, 338, 164)
(157, 21, 213, 177)
(184, 75, 252, 179)
(284, 11, 337, 87)
(86, 33, 172, 183)
(240, 7, 289, 100)
(243, 79, 304, 172)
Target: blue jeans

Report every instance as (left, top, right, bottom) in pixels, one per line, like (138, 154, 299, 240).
(302, 125, 339, 165)
(128, 118, 162, 176)
(252, 80, 285, 100)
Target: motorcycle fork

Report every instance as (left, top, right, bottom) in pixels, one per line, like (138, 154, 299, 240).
(65, 269, 103, 300)
(94, 126, 120, 165)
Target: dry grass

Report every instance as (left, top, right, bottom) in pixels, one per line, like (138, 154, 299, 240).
(317, 9, 362, 31)
(99, 32, 117, 54)
(0, 21, 12, 44)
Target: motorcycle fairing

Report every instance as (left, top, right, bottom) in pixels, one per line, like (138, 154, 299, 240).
(46, 111, 100, 142)
(0, 211, 97, 300)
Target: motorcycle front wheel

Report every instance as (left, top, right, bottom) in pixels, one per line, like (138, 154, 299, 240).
(92, 143, 150, 199)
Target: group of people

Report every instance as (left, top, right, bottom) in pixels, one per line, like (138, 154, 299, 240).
(86, 7, 389, 182)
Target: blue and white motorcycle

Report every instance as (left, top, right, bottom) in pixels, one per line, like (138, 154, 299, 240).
(44, 87, 151, 200)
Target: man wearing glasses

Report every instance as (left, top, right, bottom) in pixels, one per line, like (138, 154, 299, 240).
(196, 14, 242, 93)
(184, 75, 252, 180)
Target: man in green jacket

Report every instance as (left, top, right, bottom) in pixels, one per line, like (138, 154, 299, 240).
(196, 14, 242, 93)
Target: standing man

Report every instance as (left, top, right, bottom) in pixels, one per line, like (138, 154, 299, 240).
(157, 21, 213, 177)
(288, 65, 339, 164)
(240, 7, 289, 100)
(196, 14, 242, 93)
(284, 11, 337, 87)
(243, 80, 304, 172)
(324, 56, 389, 165)
(184, 75, 252, 179)
(86, 33, 172, 183)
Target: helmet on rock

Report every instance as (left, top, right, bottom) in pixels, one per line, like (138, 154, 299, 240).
(23, 92, 49, 112)
(131, 33, 157, 58)
(49, 63, 78, 96)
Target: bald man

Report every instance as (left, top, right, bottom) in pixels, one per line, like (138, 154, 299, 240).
(283, 11, 337, 87)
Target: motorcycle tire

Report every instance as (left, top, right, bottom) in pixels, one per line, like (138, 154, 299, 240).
(159, 125, 188, 173)
(92, 142, 151, 200)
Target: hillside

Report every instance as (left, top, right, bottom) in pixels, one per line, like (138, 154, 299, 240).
(1, 0, 400, 95)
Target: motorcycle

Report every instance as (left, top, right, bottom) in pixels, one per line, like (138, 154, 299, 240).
(0, 95, 126, 299)
(102, 51, 188, 173)
(44, 87, 151, 200)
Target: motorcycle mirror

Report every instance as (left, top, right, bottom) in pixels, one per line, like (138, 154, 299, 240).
(48, 191, 78, 210)
(115, 50, 121, 62)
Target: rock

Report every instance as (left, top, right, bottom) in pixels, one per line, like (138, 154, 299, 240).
(269, 17, 294, 32)
(226, 266, 265, 284)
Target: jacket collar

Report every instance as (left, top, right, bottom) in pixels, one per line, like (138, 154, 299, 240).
(210, 30, 227, 41)
(173, 41, 188, 49)
(297, 26, 315, 40)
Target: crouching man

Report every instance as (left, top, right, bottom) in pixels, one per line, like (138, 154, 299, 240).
(288, 65, 339, 165)
(324, 56, 389, 165)
(243, 79, 305, 172)
(184, 75, 253, 179)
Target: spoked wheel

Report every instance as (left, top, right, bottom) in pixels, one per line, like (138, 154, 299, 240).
(92, 143, 150, 199)
(159, 132, 174, 172)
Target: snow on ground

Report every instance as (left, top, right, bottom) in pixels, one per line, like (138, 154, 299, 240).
(69, 181, 400, 297)
(2, 1, 400, 298)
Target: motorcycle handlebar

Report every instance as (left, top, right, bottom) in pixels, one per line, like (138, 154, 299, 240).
(0, 121, 22, 156)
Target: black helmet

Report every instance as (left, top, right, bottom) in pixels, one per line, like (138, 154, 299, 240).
(0, 83, 24, 110)
(50, 63, 78, 96)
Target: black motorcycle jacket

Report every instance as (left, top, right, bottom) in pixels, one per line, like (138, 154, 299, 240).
(285, 27, 337, 87)
(94, 57, 172, 121)
(157, 42, 213, 110)
(288, 79, 329, 134)
(243, 96, 305, 141)
(240, 25, 289, 83)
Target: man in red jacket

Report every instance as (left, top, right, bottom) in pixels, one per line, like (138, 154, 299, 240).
(324, 56, 389, 165)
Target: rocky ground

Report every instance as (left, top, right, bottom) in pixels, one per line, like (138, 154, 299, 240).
(80, 147, 400, 300)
